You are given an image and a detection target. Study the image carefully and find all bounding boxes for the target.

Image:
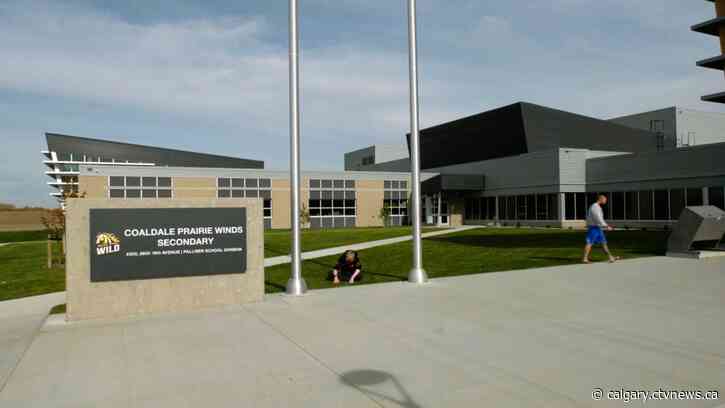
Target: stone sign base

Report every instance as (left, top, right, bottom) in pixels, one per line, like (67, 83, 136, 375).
(64, 199, 264, 321)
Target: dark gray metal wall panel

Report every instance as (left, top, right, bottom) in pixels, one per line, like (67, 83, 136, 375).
(355, 158, 411, 172)
(607, 107, 678, 149)
(46, 133, 263, 169)
(521, 103, 660, 153)
(407, 103, 528, 170)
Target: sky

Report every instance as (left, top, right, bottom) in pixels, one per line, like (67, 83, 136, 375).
(0, 0, 723, 207)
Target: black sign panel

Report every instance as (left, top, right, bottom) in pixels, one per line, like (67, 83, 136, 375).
(90, 208, 246, 282)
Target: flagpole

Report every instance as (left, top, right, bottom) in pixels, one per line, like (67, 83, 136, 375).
(286, 0, 307, 295)
(407, 0, 427, 284)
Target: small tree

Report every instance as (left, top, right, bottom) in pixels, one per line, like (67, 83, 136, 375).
(299, 204, 311, 228)
(41, 191, 86, 239)
(379, 203, 392, 227)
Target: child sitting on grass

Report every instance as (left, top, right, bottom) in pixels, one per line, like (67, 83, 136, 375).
(329, 250, 363, 285)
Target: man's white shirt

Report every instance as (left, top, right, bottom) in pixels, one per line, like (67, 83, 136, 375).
(586, 203, 608, 227)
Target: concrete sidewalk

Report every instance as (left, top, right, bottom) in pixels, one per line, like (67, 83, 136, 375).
(2, 256, 724, 407)
(264, 226, 479, 267)
(0, 292, 65, 391)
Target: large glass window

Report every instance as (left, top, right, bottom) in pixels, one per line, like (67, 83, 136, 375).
(612, 192, 625, 220)
(465, 198, 480, 220)
(565, 193, 575, 220)
(547, 194, 558, 220)
(669, 189, 685, 220)
(536, 195, 547, 220)
(479, 198, 487, 220)
(517, 196, 527, 220)
(109, 176, 172, 200)
(709, 186, 725, 210)
(465, 198, 474, 220)
(686, 188, 703, 207)
(498, 197, 506, 220)
(625, 191, 639, 220)
(507, 196, 516, 220)
(575, 193, 586, 220)
(639, 190, 653, 220)
(310, 179, 357, 228)
(383, 180, 408, 226)
(486, 197, 497, 219)
(654, 190, 669, 220)
(217, 177, 273, 228)
(526, 195, 535, 220)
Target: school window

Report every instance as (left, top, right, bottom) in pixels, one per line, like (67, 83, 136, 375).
(686, 188, 703, 207)
(669, 189, 685, 220)
(547, 194, 558, 220)
(309, 179, 356, 229)
(639, 190, 653, 220)
(565, 193, 576, 220)
(654, 190, 669, 220)
(709, 186, 724, 210)
(383, 180, 408, 227)
(217, 177, 273, 229)
(109, 176, 172, 199)
(612, 192, 625, 220)
(625, 191, 639, 220)
(506, 196, 516, 220)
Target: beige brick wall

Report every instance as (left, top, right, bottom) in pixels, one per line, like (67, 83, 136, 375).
(271, 179, 291, 229)
(79, 175, 108, 199)
(356, 180, 385, 227)
(448, 197, 465, 227)
(174, 189, 216, 199)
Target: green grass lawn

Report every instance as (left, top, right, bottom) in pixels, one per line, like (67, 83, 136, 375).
(0, 227, 669, 302)
(264, 228, 669, 293)
(264, 226, 440, 257)
(0, 241, 64, 301)
(0, 230, 49, 243)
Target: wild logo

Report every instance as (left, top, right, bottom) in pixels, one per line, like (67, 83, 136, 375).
(95, 232, 121, 255)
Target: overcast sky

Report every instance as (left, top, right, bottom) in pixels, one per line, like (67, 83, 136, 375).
(1, 0, 723, 207)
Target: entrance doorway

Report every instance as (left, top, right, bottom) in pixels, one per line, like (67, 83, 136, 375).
(423, 193, 449, 226)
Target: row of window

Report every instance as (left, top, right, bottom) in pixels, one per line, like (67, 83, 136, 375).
(109, 176, 173, 199)
(308, 179, 357, 229)
(308, 199, 356, 216)
(309, 179, 355, 189)
(55, 164, 80, 172)
(217, 177, 272, 189)
(385, 181, 409, 226)
(55, 152, 142, 164)
(565, 187, 724, 221)
(464, 187, 725, 222)
(384, 180, 408, 190)
(464, 197, 497, 220)
(497, 194, 560, 221)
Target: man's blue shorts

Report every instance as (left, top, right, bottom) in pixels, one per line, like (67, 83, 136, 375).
(586, 226, 607, 245)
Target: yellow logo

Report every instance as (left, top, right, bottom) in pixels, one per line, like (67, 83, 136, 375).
(96, 232, 121, 255)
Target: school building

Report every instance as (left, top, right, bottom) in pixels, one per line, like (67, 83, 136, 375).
(43, 102, 725, 230)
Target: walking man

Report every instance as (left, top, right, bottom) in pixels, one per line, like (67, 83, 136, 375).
(583, 194, 620, 263)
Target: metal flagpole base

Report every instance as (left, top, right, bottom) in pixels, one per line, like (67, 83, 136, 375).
(285, 277, 307, 296)
(408, 267, 428, 284)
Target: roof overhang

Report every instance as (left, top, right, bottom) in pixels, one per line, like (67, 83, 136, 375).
(697, 54, 725, 70)
(702, 91, 725, 104)
(691, 16, 725, 36)
(422, 174, 485, 195)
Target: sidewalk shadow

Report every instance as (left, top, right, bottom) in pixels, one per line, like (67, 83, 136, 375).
(340, 369, 422, 408)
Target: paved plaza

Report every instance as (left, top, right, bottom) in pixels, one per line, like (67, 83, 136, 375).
(1, 256, 723, 407)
